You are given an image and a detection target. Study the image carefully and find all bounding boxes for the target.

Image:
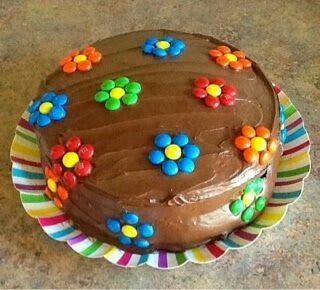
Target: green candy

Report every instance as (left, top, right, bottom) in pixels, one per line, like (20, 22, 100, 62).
(105, 98, 121, 111)
(94, 91, 109, 103)
(122, 93, 138, 105)
(255, 196, 267, 212)
(253, 178, 265, 194)
(241, 207, 255, 223)
(229, 199, 245, 216)
(101, 80, 115, 92)
(115, 77, 130, 88)
(125, 82, 142, 94)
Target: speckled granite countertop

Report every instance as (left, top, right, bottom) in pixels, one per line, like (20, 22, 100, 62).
(0, 0, 319, 288)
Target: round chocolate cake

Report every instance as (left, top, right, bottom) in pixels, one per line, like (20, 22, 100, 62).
(29, 30, 282, 254)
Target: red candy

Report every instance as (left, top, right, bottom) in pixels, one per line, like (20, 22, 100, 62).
(66, 136, 82, 152)
(52, 163, 63, 177)
(74, 160, 93, 177)
(222, 85, 237, 96)
(193, 87, 207, 99)
(211, 78, 226, 87)
(205, 97, 220, 109)
(78, 144, 95, 160)
(194, 76, 210, 88)
(220, 94, 235, 106)
(63, 171, 77, 188)
(50, 145, 66, 160)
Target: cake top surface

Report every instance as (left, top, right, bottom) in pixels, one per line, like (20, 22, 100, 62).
(36, 30, 278, 207)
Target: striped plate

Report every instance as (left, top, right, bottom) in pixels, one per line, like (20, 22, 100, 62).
(10, 87, 311, 269)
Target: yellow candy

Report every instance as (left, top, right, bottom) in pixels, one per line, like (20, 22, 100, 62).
(224, 53, 238, 62)
(165, 144, 182, 160)
(206, 84, 222, 97)
(122, 225, 138, 238)
(73, 54, 87, 63)
(39, 102, 53, 114)
(156, 41, 170, 50)
(62, 152, 79, 168)
(47, 178, 57, 193)
(242, 192, 255, 206)
(251, 137, 267, 152)
(110, 88, 125, 99)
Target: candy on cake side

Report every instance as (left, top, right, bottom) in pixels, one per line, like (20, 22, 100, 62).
(30, 30, 282, 253)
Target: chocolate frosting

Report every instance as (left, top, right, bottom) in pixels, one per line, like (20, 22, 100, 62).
(35, 30, 280, 253)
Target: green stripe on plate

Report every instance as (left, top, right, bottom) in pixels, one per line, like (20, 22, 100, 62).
(175, 252, 187, 265)
(277, 165, 310, 178)
(16, 129, 38, 144)
(285, 104, 297, 119)
(81, 241, 103, 256)
(21, 193, 49, 203)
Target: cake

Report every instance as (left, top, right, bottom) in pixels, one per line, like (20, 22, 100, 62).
(27, 30, 283, 254)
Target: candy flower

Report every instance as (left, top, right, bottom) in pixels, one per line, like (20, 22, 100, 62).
(60, 47, 102, 74)
(229, 178, 267, 223)
(95, 77, 142, 111)
(142, 36, 186, 58)
(106, 212, 155, 249)
(234, 125, 279, 166)
(209, 45, 252, 71)
(193, 76, 237, 109)
(44, 136, 95, 208)
(149, 133, 201, 176)
(29, 92, 69, 127)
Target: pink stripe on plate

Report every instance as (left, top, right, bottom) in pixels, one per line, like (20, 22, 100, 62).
(275, 178, 302, 186)
(18, 118, 35, 132)
(15, 184, 45, 191)
(117, 252, 132, 266)
(286, 117, 302, 131)
(11, 156, 42, 167)
(39, 214, 68, 226)
(68, 233, 87, 245)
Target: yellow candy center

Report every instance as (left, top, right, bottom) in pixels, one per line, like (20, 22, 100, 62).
(251, 137, 267, 152)
(110, 87, 125, 99)
(62, 152, 79, 168)
(122, 225, 138, 238)
(242, 192, 255, 206)
(206, 84, 222, 97)
(224, 53, 238, 62)
(165, 144, 182, 160)
(156, 41, 170, 50)
(73, 54, 87, 63)
(39, 102, 53, 114)
(47, 178, 57, 193)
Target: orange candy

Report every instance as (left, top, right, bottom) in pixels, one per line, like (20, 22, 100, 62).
(240, 59, 252, 68)
(208, 49, 223, 58)
(63, 62, 77, 74)
(88, 51, 102, 63)
(241, 125, 256, 138)
(216, 45, 231, 54)
(77, 60, 92, 72)
(44, 187, 53, 200)
(243, 148, 259, 164)
(59, 56, 72, 67)
(233, 51, 246, 59)
(83, 46, 96, 56)
(54, 197, 63, 209)
(256, 127, 271, 139)
(235, 136, 251, 150)
(267, 138, 279, 153)
(44, 166, 58, 182)
(58, 185, 69, 201)
(259, 151, 272, 166)
(216, 55, 229, 67)
(69, 49, 80, 58)
(229, 61, 243, 71)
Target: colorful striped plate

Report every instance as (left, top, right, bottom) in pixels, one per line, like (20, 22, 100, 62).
(10, 86, 311, 269)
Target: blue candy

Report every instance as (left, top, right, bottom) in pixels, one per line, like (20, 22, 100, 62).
(122, 212, 139, 225)
(142, 44, 154, 54)
(145, 37, 159, 45)
(106, 218, 121, 233)
(41, 92, 56, 102)
(168, 46, 182, 57)
(134, 239, 150, 249)
(161, 36, 174, 43)
(149, 150, 165, 165)
(155, 133, 172, 148)
(172, 133, 189, 147)
(138, 223, 155, 238)
(183, 144, 201, 159)
(178, 158, 195, 174)
(36, 114, 51, 127)
(29, 100, 41, 113)
(49, 106, 66, 121)
(171, 40, 185, 51)
(119, 235, 132, 246)
(53, 94, 68, 106)
(29, 111, 40, 125)
(162, 160, 178, 176)
(152, 47, 167, 58)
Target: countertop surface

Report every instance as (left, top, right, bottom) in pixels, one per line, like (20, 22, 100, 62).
(0, 0, 319, 288)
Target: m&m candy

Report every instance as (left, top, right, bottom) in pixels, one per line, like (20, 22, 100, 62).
(243, 148, 259, 163)
(62, 152, 80, 168)
(162, 160, 179, 176)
